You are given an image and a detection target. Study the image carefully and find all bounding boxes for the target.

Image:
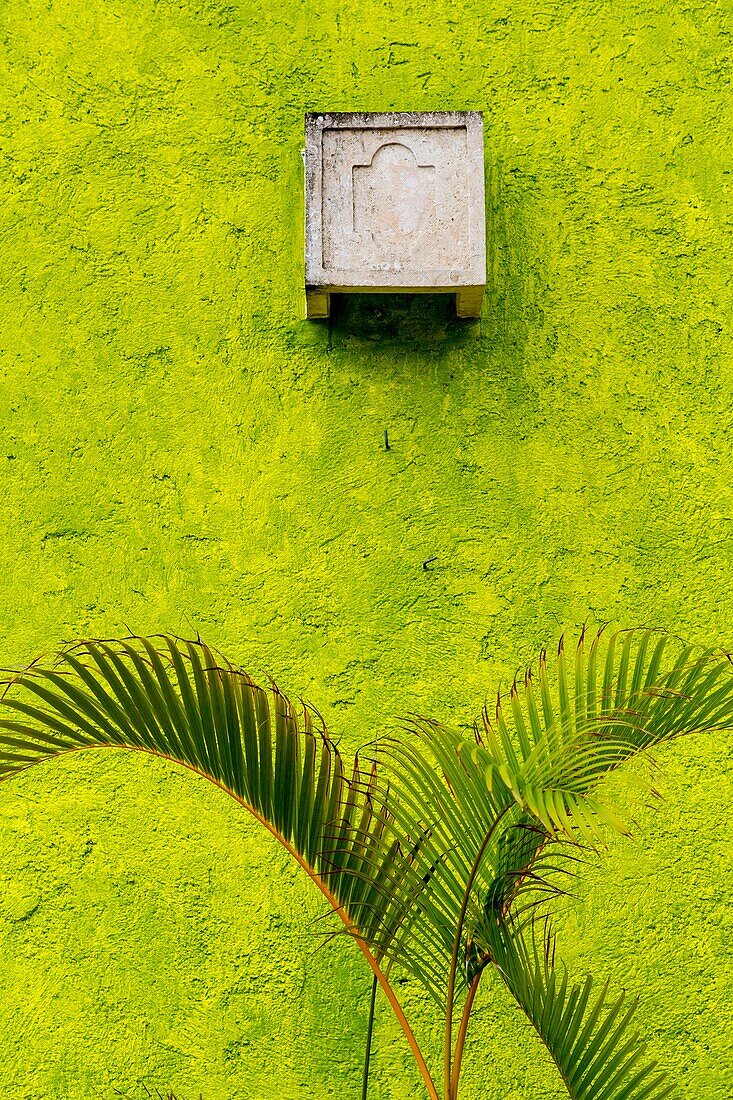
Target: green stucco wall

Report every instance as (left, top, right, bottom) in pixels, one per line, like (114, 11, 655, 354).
(1, 1, 732, 1097)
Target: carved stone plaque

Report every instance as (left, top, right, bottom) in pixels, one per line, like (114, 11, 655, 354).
(305, 112, 486, 319)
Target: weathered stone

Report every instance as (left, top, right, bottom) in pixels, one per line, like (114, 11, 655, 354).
(305, 112, 486, 319)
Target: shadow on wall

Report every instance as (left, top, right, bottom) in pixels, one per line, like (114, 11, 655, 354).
(324, 291, 478, 349)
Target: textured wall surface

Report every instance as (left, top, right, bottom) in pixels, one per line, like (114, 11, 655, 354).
(0, 1, 732, 1097)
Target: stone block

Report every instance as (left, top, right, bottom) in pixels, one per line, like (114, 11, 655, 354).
(304, 112, 486, 319)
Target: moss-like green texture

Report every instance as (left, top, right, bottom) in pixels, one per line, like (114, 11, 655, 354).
(0, 1, 732, 1096)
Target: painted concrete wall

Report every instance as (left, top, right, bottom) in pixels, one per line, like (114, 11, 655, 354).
(0, 1, 731, 1096)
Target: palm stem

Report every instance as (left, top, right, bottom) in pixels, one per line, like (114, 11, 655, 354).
(361, 974, 378, 1100)
(449, 973, 480, 1099)
(444, 806, 510, 1100)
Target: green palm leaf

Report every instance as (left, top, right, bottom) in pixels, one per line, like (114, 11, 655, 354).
(486, 917, 675, 1100)
(0, 634, 447, 1097)
(0, 635, 445, 1097)
(365, 627, 733, 999)
(0, 635, 403, 942)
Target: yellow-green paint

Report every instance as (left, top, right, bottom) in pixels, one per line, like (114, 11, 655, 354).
(0, 0, 732, 1096)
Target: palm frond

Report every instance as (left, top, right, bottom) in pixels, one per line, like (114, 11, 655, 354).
(485, 917, 676, 1100)
(0, 634, 442, 1099)
(474, 627, 733, 847)
(362, 627, 733, 1005)
(0, 636, 397, 951)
